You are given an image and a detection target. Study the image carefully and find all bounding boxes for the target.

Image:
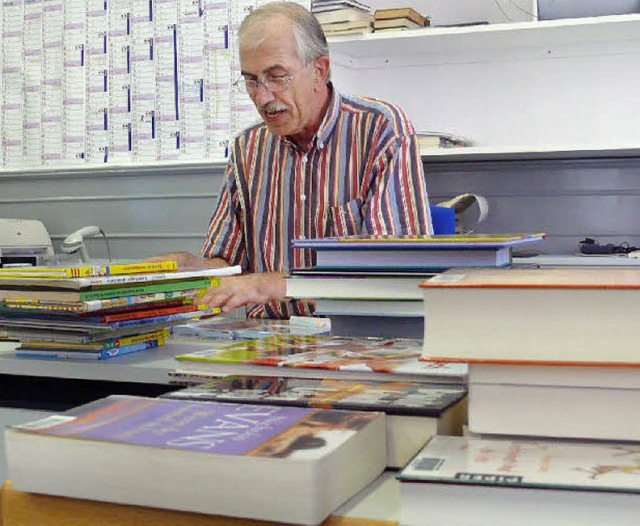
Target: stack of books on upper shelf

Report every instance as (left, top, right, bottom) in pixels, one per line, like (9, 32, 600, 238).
(171, 314, 331, 340)
(4, 394, 388, 525)
(0, 261, 239, 360)
(415, 131, 475, 150)
(373, 7, 430, 33)
(287, 233, 545, 338)
(396, 267, 640, 525)
(161, 375, 467, 469)
(312, 0, 373, 36)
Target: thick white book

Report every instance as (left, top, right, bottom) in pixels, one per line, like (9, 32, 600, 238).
(420, 267, 640, 365)
(399, 435, 640, 526)
(468, 363, 640, 440)
(6, 395, 386, 525)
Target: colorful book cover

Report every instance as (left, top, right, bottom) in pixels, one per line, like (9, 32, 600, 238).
(163, 376, 467, 417)
(399, 435, 640, 493)
(175, 334, 467, 378)
(0, 279, 217, 302)
(0, 290, 202, 314)
(15, 339, 161, 360)
(18, 329, 168, 351)
(12, 395, 380, 459)
(0, 261, 178, 278)
(173, 316, 330, 340)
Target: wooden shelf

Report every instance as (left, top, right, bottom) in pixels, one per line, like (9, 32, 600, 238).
(420, 145, 640, 162)
(328, 14, 640, 68)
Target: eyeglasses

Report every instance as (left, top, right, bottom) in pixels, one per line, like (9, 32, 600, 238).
(233, 75, 294, 95)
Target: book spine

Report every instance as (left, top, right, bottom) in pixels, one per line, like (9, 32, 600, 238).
(0, 261, 178, 278)
(78, 278, 218, 301)
(68, 261, 178, 278)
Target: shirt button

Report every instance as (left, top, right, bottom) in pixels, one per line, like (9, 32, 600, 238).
(318, 143, 324, 148)
(301, 194, 306, 201)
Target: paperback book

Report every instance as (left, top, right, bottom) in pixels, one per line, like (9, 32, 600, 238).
(399, 436, 640, 526)
(6, 395, 386, 525)
(173, 315, 330, 340)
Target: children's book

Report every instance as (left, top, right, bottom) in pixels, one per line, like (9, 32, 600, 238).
(0, 261, 178, 278)
(6, 395, 386, 525)
(0, 266, 241, 290)
(398, 435, 640, 526)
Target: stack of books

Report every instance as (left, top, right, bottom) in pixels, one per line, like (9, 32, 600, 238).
(0, 261, 239, 360)
(396, 267, 640, 525)
(286, 233, 545, 337)
(373, 7, 430, 33)
(415, 130, 474, 150)
(312, 0, 373, 36)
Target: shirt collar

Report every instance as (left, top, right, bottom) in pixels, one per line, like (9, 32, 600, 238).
(280, 83, 341, 152)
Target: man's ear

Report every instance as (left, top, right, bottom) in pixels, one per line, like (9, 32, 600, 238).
(313, 56, 330, 85)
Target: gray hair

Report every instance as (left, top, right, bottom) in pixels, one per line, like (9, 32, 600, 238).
(238, 2, 331, 82)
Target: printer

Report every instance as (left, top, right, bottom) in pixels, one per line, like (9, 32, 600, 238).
(0, 218, 55, 267)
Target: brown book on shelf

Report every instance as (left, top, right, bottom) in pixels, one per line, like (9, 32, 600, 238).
(374, 7, 427, 27)
(373, 17, 427, 31)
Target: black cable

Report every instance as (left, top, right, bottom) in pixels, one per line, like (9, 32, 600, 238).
(98, 228, 112, 262)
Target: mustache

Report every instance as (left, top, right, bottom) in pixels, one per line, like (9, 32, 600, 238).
(260, 102, 287, 113)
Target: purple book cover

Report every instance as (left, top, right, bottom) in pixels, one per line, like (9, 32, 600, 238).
(20, 396, 378, 458)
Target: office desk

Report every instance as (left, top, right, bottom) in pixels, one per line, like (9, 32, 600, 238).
(0, 340, 209, 410)
(1, 472, 399, 526)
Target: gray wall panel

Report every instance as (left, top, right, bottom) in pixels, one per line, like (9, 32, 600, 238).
(0, 164, 227, 261)
(3, 157, 640, 261)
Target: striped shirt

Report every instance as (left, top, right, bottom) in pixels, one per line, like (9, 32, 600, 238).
(202, 85, 433, 319)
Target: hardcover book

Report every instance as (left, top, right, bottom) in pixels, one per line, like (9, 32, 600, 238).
(292, 233, 545, 270)
(398, 435, 640, 526)
(173, 334, 467, 384)
(6, 395, 386, 525)
(420, 267, 640, 365)
(162, 376, 467, 468)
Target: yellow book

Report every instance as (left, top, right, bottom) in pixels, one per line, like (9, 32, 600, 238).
(0, 260, 178, 278)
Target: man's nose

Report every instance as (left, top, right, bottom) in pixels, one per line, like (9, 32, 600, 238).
(252, 83, 275, 107)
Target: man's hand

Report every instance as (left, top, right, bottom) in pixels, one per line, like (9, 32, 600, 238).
(144, 252, 229, 270)
(197, 272, 287, 313)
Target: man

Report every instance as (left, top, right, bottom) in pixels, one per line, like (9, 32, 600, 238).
(157, 2, 432, 318)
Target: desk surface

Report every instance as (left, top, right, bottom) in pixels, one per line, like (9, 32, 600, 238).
(0, 340, 209, 385)
(1, 472, 399, 526)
